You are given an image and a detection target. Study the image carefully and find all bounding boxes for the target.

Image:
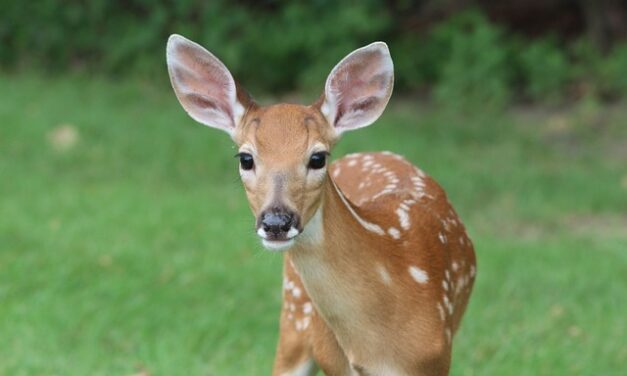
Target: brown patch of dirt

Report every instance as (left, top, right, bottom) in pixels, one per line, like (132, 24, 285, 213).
(561, 213, 627, 238)
(476, 213, 627, 240)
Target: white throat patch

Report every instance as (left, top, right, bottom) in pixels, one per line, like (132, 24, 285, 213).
(297, 206, 324, 246)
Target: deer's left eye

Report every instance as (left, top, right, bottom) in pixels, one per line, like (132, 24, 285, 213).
(236, 153, 254, 170)
(308, 152, 328, 170)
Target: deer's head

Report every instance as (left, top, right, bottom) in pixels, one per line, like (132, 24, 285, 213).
(166, 35, 394, 250)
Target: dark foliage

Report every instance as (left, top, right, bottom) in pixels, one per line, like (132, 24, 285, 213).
(2, 0, 627, 104)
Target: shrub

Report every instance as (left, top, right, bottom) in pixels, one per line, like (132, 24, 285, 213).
(518, 38, 571, 102)
(431, 11, 512, 109)
(235, 1, 390, 94)
(390, 34, 446, 92)
(597, 43, 627, 97)
(0, 0, 389, 94)
(1, 1, 625, 104)
(567, 38, 627, 99)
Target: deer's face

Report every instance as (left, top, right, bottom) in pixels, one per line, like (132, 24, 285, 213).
(232, 104, 335, 249)
(166, 35, 393, 251)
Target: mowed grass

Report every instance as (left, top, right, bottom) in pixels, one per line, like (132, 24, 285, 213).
(1, 74, 626, 375)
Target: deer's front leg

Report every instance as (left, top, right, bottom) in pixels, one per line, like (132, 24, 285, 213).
(272, 325, 317, 376)
(272, 257, 318, 376)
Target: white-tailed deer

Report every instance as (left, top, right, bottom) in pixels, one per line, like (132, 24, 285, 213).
(166, 35, 476, 376)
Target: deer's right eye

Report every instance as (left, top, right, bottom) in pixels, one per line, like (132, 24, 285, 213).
(236, 153, 254, 170)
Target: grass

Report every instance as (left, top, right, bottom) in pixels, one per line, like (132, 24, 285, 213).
(0, 73, 625, 375)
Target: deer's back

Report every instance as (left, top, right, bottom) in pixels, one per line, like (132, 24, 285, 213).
(330, 151, 476, 333)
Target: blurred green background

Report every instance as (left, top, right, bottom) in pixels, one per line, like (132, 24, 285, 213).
(1, 1, 626, 375)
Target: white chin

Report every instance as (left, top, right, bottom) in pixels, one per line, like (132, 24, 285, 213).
(261, 238, 295, 252)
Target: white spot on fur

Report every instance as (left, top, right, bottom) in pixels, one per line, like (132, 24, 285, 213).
(437, 303, 445, 321)
(348, 160, 357, 167)
(458, 275, 467, 289)
(377, 264, 392, 285)
(292, 287, 302, 298)
(452, 261, 459, 272)
(411, 176, 425, 189)
(303, 302, 313, 315)
(443, 295, 453, 315)
(370, 188, 394, 202)
(442, 280, 449, 291)
(387, 227, 401, 239)
(438, 232, 447, 244)
(396, 207, 411, 230)
(409, 266, 429, 284)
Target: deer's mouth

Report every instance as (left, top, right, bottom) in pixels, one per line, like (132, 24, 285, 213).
(256, 226, 301, 251)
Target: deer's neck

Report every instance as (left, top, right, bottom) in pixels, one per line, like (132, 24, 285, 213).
(292, 173, 373, 263)
(289, 174, 383, 337)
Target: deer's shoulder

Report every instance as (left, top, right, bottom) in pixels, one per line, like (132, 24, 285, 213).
(330, 152, 456, 237)
(330, 152, 446, 206)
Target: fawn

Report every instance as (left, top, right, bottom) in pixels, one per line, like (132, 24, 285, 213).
(166, 35, 476, 376)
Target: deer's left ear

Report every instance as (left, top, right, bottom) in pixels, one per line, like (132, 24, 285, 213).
(319, 42, 394, 135)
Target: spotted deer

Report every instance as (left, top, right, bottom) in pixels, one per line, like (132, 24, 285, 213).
(166, 35, 476, 376)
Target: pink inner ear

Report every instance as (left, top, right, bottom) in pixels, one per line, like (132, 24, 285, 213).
(174, 48, 234, 112)
(326, 46, 393, 131)
(186, 93, 232, 117)
(168, 37, 240, 131)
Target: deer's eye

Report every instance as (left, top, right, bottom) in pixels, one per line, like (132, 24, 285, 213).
(236, 153, 254, 170)
(308, 152, 328, 170)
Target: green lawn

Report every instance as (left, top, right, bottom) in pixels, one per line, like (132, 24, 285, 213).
(1, 74, 625, 375)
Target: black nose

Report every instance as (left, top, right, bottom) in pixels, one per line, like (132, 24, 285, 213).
(261, 208, 295, 238)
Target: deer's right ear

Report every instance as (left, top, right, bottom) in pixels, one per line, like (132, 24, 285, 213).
(166, 34, 251, 136)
